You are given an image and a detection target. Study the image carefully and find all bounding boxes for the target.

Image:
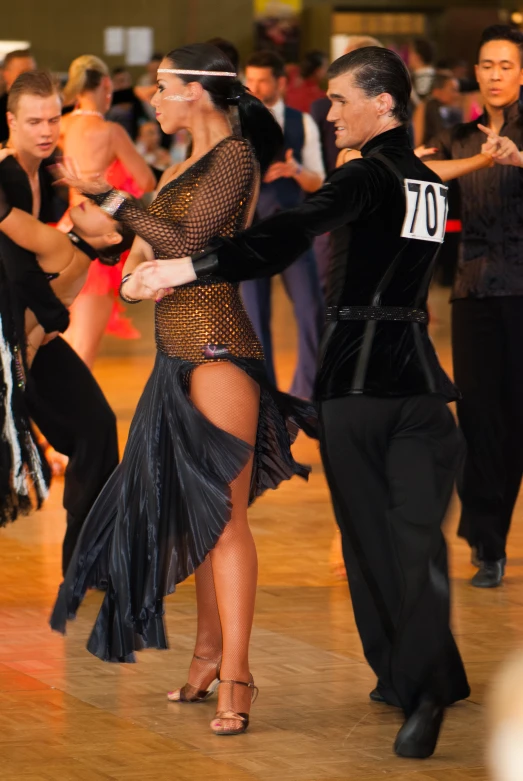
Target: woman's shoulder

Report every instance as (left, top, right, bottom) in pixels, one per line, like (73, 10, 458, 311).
(214, 135, 256, 161)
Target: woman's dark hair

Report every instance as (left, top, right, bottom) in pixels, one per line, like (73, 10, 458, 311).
(300, 50, 327, 80)
(165, 43, 283, 173)
(206, 38, 240, 71)
(477, 24, 523, 64)
(327, 47, 411, 124)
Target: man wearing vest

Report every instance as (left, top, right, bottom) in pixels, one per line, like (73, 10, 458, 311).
(243, 50, 325, 398)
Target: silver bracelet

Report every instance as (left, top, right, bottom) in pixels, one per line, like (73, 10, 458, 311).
(100, 190, 128, 217)
(119, 273, 142, 304)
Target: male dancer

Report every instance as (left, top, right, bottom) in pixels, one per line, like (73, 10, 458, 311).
(427, 25, 523, 588)
(123, 48, 501, 758)
(0, 70, 119, 574)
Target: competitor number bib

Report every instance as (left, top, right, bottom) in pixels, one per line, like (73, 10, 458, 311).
(401, 179, 448, 243)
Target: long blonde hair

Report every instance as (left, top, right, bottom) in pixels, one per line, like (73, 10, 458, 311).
(63, 54, 109, 105)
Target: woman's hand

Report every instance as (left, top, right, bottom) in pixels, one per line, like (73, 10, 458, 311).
(0, 148, 15, 164)
(138, 258, 197, 295)
(52, 156, 111, 194)
(121, 262, 174, 302)
(414, 145, 438, 159)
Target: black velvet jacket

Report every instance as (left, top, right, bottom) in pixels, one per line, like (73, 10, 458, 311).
(193, 126, 457, 402)
(430, 101, 523, 300)
(0, 155, 69, 335)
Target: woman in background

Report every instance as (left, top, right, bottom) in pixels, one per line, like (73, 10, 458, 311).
(60, 55, 155, 368)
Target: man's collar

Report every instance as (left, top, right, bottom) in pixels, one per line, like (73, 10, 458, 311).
(480, 99, 521, 126)
(360, 126, 411, 157)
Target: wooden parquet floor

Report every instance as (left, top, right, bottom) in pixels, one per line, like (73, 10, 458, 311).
(0, 283, 520, 780)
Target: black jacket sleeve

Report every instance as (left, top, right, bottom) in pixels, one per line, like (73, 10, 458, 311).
(193, 159, 384, 283)
(0, 159, 70, 333)
(0, 236, 70, 333)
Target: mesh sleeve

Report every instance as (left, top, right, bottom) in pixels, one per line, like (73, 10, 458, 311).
(111, 139, 256, 257)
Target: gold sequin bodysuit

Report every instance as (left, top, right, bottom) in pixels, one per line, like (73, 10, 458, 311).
(117, 137, 263, 364)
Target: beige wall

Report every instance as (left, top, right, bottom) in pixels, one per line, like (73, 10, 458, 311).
(0, 0, 513, 74)
(301, 0, 508, 62)
(1, 0, 254, 74)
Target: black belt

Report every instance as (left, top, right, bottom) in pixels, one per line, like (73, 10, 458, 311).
(325, 305, 428, 324)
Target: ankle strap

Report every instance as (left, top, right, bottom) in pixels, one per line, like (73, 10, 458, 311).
(193, 653, 221, 663)
(218, 678, 258, 702)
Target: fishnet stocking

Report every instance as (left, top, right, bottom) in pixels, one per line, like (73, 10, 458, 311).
(189, 360, 260, 731)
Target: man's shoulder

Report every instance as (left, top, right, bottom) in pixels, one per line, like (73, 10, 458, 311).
(0, 154, 23, 183)
(447, 119, 482, 144)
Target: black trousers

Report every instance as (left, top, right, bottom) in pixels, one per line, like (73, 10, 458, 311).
(26, 337, 119, 574)
(319, 394, 470, 716)
(452, 297, 523, 561)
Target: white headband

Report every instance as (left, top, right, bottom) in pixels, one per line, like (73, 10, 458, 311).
(157, 69, 237, 77)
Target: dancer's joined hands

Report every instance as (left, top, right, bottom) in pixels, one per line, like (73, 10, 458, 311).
(122, 259, 196, 301)
(478, 124, 523, 167)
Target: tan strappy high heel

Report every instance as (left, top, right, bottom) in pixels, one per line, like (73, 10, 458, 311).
(210, 677, 259, 736)
(167, 654, 221, 703)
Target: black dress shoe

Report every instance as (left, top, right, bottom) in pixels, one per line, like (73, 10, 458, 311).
(471, 558, 506, 588)
(369, 686, 386, 703)
(394, 698, 444, 759)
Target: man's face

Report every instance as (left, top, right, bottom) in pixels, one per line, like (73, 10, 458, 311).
(3, 56, 36, 91)
(433, 78, 460, 106)
(245, 66, 285, 107)
(7, 93, 61, 159)
(475, 40, 523, 109)
(327, 72, 389, 150)
(112, 70, 132, 91)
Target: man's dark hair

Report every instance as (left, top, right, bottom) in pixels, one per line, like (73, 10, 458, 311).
(2, 49, 34, 70)
(7, 70, 60, 114)
(327, 47, 411, 124)
(112, 66, 129, 76)
(207, 38, 240, 71)
(246, 50, 285, 79)
(300, 50, 327, 79)
(477, 24, 523, 63)
(411, 38, 435, 67)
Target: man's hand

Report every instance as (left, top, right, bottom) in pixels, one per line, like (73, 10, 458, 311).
(263, 149, 301, 183)
(121, 259, 197, 302)
(478, 124, 523, 167)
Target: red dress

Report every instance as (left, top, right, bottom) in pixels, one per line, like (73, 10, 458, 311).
(78, 160, 145, 339)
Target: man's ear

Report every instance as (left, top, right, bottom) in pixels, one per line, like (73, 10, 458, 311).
(376, 92, 394, 117)
(6, 112, 16, 132)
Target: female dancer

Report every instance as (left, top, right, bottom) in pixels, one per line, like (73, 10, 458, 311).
(51, 43, 316, 736)
(60, 55, 156, 368)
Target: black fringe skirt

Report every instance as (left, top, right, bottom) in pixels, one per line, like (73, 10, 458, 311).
(50, 352, 317, 662)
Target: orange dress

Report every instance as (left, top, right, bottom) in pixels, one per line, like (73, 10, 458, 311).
(78, 159, 145, 339)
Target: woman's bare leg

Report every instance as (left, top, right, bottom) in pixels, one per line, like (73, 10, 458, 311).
(189, 361, 260, 731)
(64, 293, 115, 369)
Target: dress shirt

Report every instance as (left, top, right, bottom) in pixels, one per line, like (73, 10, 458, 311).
(269, 98, 325, 179)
